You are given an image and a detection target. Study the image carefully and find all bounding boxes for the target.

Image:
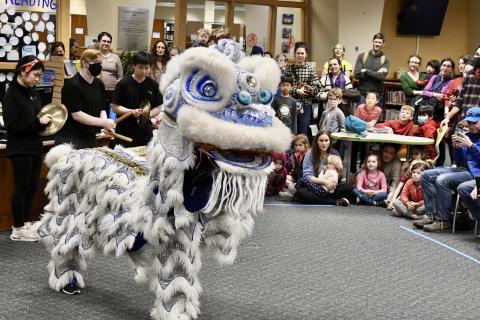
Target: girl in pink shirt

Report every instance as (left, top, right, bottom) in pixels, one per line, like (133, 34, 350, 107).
(353, 154, 388, 206)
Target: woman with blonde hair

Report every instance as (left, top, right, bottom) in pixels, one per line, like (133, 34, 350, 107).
(321, 43, 353, 77)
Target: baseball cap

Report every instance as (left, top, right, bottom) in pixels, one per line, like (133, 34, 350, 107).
(464, 107, 480, 122)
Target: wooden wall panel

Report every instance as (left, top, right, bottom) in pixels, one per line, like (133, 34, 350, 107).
(71, 14, 88, 47)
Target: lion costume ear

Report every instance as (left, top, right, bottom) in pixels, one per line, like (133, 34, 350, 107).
(237, 55, 281, 93)
(160, 47, 237, 113)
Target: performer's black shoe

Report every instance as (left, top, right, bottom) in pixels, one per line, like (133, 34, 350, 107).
(62, 284, 81, 295)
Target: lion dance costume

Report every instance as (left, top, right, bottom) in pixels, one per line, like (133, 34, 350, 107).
(38, 39, 291, 320)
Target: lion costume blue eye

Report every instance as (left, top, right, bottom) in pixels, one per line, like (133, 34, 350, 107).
(236, 90, 252, 106)
(257, 90, 273, 104)
(185, 70, 221, 102)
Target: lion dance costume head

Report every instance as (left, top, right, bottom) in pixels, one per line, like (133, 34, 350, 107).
(38, 39, 291, 320)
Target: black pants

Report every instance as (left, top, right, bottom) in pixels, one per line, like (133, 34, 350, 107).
(9, 154, 42, 227)
(295, 182, 353, 205)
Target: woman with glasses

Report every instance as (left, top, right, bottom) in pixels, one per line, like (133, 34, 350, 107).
(399, 54, 426, 106)
(3, 56, 52, 241)
(55, 49, 115, 149)
(414, 58, 455, 166)
(97, 31, 123, 109)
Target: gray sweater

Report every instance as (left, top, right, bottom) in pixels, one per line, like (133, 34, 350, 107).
(354, 50, 390, 96)
(318, 107, 345, 134)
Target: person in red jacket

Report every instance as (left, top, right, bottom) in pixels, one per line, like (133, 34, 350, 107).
(391, 162, 429, 219)
(266, 153, 288, 196)
(415, 105, 440, 161)
(373, 105, 414, 136)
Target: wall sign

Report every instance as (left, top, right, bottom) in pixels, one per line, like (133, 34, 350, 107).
(3, 0, 57, 11)
(117, 7, 149, 51)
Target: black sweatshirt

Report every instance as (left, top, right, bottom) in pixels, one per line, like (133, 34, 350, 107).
(2, 79, 46, 157)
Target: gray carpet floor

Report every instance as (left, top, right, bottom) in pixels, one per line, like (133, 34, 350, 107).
(1, 203, 479, 320)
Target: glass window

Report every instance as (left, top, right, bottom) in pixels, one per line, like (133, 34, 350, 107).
(238, 4, 269, 56)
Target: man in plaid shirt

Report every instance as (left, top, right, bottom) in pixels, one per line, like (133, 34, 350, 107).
(284, 42, 322, 136)
(442, 56, 480, 127)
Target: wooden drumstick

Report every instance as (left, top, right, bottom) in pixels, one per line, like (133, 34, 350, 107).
(105, 131, 133, 143)
(115, 110, 134, 124)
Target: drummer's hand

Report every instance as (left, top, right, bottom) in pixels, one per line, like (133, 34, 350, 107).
(440, 117, 449, 128)
(39, 114, 52, 125)
(102, 119, 116, 132)
(132, 108, 142, 118)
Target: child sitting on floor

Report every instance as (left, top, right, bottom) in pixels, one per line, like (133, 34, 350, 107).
(387, 147, 426, 210)
(415, 105, 440, 161)
(266, 153, 288, 197)
(391, 162, 429, 219)
(373, 105, 414, 136)
(295, 155, 343, 198)
(353, 153, 388, 206)
(281, 134, 310, 197)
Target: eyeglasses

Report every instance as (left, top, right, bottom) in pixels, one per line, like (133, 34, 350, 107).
(410, 61, 420, 64)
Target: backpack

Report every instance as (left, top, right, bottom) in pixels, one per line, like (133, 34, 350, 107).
(362, 52, 385, 66)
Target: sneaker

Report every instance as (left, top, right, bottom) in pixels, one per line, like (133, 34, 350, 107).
(10, 227, 38, 242)
(412, 215, 434, 229)
(410, 213, 424, 220)
(278, 190, 294, 199)
(62, 284, 81, 295)
(376, 200, 388, 208)
(336, 198, 349, 207)
(423, 219, 452, 232)
(391, 209, 401, 217)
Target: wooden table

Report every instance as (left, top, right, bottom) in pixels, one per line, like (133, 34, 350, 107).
(331, 132, 434, 180)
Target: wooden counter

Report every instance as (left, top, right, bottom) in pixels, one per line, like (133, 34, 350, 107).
(0, 136, 113, 232)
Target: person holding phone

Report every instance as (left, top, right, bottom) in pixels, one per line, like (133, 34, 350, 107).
(413, 107, 480, 232)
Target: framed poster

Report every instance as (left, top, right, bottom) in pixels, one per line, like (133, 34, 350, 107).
(282, 28, 292, 39)
(117, 7, 149, 51)
(282, 14, 294, 25)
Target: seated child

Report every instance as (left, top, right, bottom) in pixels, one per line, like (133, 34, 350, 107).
(295, 155, 343, 198)
(266, 153, 288, 196)
(318, 88, 345, 134)
(272, 76, 298, 134)
(415, 105, 440, 161)
(283, 134, 310, 196)
(373, 105, 414, 136)
(353, 153, 388, 206)
(354, 91, 382, 128)
(391, 162, 429, 219)
(351, 90, 382, 172)
(387, 147, 426, 210)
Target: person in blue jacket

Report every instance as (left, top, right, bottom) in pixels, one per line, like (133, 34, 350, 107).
(456, 107, 480, 224)
(413, 106, 480, 232)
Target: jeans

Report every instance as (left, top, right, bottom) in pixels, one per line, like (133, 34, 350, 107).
(421, 167, 473, 220)
(353, 188, 388, 205)
(457, 180, 480, 221)
(297, 103, 312, 136)
(392, 198, 426, 217)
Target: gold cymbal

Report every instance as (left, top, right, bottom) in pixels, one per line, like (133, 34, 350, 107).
(37, 102, 68, 136)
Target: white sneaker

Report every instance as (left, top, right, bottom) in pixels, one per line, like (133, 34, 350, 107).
(278, 190, 294, 198)
(10, 227, 38, 242)
(24, 221, 40, 234)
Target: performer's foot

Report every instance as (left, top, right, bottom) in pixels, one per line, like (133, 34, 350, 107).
(62, 284, 81, 295)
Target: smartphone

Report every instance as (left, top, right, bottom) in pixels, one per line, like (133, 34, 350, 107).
(476, 176, 480, 193)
